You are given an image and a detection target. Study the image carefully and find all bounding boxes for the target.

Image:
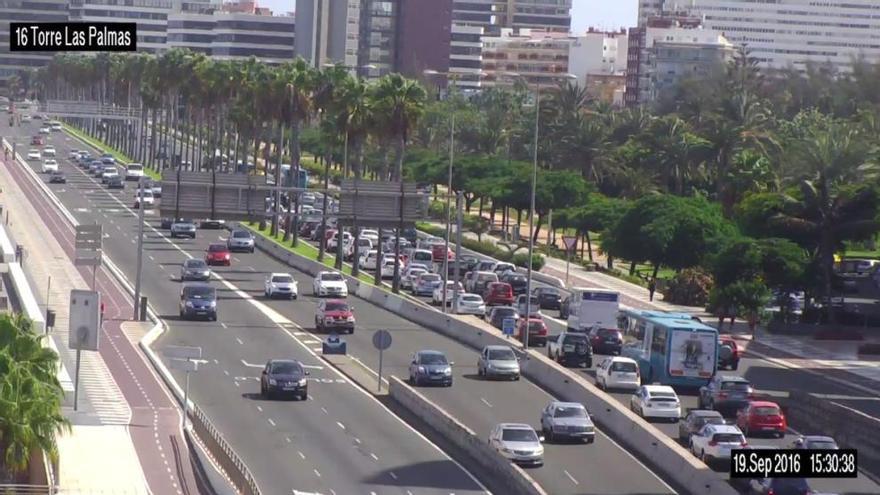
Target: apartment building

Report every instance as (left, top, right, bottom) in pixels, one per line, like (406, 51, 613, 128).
(449, 23, 484, 89)
(568, 29, 628, 90)
(0, 0, 69, 86)
(452, 0, 572, 35)
(295, 0, 361, 71)
(481, 28, 572, 87)
(68, 0, 182, 53)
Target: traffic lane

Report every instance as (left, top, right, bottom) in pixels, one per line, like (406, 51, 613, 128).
(39, 129, 489, 495)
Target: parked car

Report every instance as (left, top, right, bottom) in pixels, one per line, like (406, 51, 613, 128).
(792, 435, 838, 450)
(477, 345, 520, 380)
(170, 219, 197, 239)
(179, 259, 211, 282)
(630, 385, 681, 422)
(412, 273, 442, 297)
(699, 375, 754, 414)
(312, 271, 348, 297)
(260, 359, 309, 400)
(689, 424, 747, 465)
(501, 272, 529, 296)
(679, 409, 725, 443)
(484, 282, 515, 306)
(718, 336, 740, 370)
(486, 306, 519, 329)
(540, 401, 595, 444)
(595, 356, 640, 391)
(455, 293, 486, 316)
(179, 283, 217, 321)
(314, 299, 355, 333)
(204, 243, 231, 266)
(517, 318, 548, 347)
(264, 273, 298, 299)
(227, 229, 255, 252)
(533, 287, 562, 310)
(547, 331, 592, 366)
(587, 326, 623, 355)
(408, 350, 453, 387)
(488, 424, 544, 466)
(48, 170, 67, 184)
(736, 401, 787, 438)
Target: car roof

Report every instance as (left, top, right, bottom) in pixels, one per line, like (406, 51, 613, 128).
(498, 423, 534, 430)
(607, 356, 638, 364)
(550, 401, 585, 409)
(748, 400, 780, 408)
(705, 424, 742, 435)
(644, 385, 676, 393)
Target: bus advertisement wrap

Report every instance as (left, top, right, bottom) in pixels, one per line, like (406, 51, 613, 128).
(668, 329, 716, 379)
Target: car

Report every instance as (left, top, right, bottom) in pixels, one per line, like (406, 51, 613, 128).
(345, 237, 373, 261)
(408, 350, 453, 386)
(679, 409, 726, 443)
(792, 435, 838, 450)
(698, 375, 754, 414)
(179, 283, 217, 321)
(595, 356, 640, 391)
(199, 219, 225, 230)
(27, 149, 41, 160)
(149, 180, 162, 197)
(133, 190, 155, 209)
(260, 359, 309, 400)
(432, 281, 464, 306)
(455, 293, 486, 315)
(124, 163, 145, 181)
(540, 401, 595, 443)
(68, 149, 81, 160)
(488, 423, 544, 466)
(31, 136, 43, 146)
(50, 122, 62, 132)
(39, 126, 50, 135)
(587, 326, 623, 355)
(736, 401, 787, 438)
(547, 331, 592, 366)
(469, 271, 499, 294)
(48, 171, 66, 184)
(380, 258, 402, 279)
(532, 287, 562, 310)
(492, 262, 517, 276)
(179, 259, 211, 281)
(400, 266, 428, 290)
(718, 336, 740, 370)
(748, 477, 813, 495)
(227, 229, 255, 252)
(312, 271, 348, 297)
(327, 231, 352, 251)
(486, 306, 519, 329)
(501, 272, 528, 295)
(265, 273, 298, 299)
(315, 299, 355, 333)
(107, 176, 125, 189)
(204, 243, 231, 266)
(689, 423, 747, 465)
(517, 318, 549, 347)
(42, 146, 56, 158)
(100, 167, 119, 183)
(88, 161, 103, 174)
(515, 294, 542, 318)
(101, 156, 116, 165)
(560, 295, 571, 318)
(477, 345, 520, 380)
(458, 254, 480, 273)
(360, 250, 382, 271)
(41, 159, 59, 173)
(630, 385, 681, 422)
(412, 273, 442, 296)
(20, 114, 31, 122)
(431, 244, 454, 263)
(484, 282, 515, 306)
(409, 249, 434, 269)
(170, 219, 197, 239)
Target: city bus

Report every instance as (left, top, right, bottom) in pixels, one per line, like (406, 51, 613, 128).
(565, 287, 620, 332)
(617, 309, 718, 387)
(266, 164, 309, 189)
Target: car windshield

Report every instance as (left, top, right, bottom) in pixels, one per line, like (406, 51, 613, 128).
(527, 322, 544, 331)
(270, 362, 301, 375)
(461, 295, 481, 302)
(610, 361, 638, 372)
(128, 165, 143, 171)
(208, 245, 227, 252)
(501, 429, 538, 442)
(184, 260, 207, 269)
(184, 287, 215, 299)
(325, 302, 349, 312)
(754, 406, 780, 415)
(488, 349, 516, 361)
(721, 382, 750, 391)
(272, 275, 293, 283)
(421, 274, 441, 282)
(697, 416, 725, 426)
(321, 273, 344, 281)
(233, 231, 251, 238)
(563, 334, 587, 344)
(808, 440, 837, 449)
(713, 433, 743, 443)
(420, 353, 448, 365)
(598, 328, 620, 337)
(554, 406, 587, 418)
(494, 308, 516, 317)
(540, 288, 559, 295)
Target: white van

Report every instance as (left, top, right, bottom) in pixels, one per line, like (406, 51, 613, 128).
(410, 249, 433, 268)
(566, 287, 620, 332)
(125, 163, 145, 181)
(468, 271, 499, 293)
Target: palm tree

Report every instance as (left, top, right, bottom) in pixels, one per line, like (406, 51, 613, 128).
(280, 59, 316, 244)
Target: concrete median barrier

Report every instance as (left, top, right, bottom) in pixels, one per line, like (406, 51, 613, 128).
(389, 376, 547, 495)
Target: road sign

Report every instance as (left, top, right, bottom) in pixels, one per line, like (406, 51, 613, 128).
(322, 333, 347, 355)
(74, 225, 102, 268)
(502, 317, 516, 336)
(562, 235, 577, 251)
(164, 345, 202, 360)
(372, 329, 392, 350)
(338, 180, 428, 227)
(68, 290, 100, 351)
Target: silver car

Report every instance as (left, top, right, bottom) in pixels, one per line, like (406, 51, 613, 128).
(488, 423, 544, 466)
(477, 345, 520, 380)
(170, 220, 197, 239)
(227, 229, 255, 253)
(540, 401, 595, 443)
(408, 350, 453, 387)
(180, 259, 210, 281)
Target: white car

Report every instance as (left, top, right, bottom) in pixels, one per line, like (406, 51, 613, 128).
(100, 167, 119, 183)
(312, 271, 348, 297)
(360, 229, 380, 244)
(42, 146, 56, 158)
(39, 127, 50, 135)
(630, 385, 681, 422)
(327, 231, 352, 251)
(488, 423, 544, 466)
(380, 258, 402, 279)
(133, 190, 155, 209)
(400, 266, 427, 289)
(125, 163, 145, 181)
(41, 159, 59, 173)
(432, 281, 464, 306)
(595, 356, 641, 391)
(689, 424, 747, 465)
(50, 122, 63, 131)
(455, 293, 486, 316)
(264, 273, 298, 299)
(345, 237, 372, 260)
(360, 250, 381, 270)
(68, 149, 81, 160)
(27, 149, 41, 160)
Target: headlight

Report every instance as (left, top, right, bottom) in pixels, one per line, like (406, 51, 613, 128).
(444, 368, 452, 375)
(209, 301, 217, 307)
(501, 447, 513, 453)
(535, 446, 544, 455)
(185, 301, 194, 307)
(346, 316, 355, 322)
(298, 378, 307, 386)
(418, 366, 425, 373)
(268, 378, 277, 385)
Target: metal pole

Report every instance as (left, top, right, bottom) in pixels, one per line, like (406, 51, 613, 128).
(335, 130, 349, 270)
(92, 265, 97, 291)
(73, 348, 81, 411)
(441, 92, 455, 312)
(133, 177, 145, 320)
(45, 275, 51, 317)
(377, 348, 384, 393)
(523, 83, 540, 350)
(453, 191, 463, 313)
(183, 370, 190, 430)
(566, 248, 571, 287)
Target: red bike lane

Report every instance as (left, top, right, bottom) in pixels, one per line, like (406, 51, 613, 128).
(2, 152, 200, 495)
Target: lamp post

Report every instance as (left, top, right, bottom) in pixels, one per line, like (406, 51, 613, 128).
(501, 71, 577, 349)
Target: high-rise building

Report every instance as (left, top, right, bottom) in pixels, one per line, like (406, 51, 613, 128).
(449, 23, 484, 89)
(640, 0, 880, 71)
(294, 0, 361, 71)
(0, 0, 69, 87)
(452, 0, 572, 35)
(396, 0, 453, 82)
(481, 28, 572, 87)
(68, 0, 180, 53)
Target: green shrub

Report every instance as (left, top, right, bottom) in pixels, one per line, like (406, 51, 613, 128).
(462, 238, 505, 259)
(665, 268, 714, 306)
(416, 222, 446, 238)
(511, 252, 545, 271)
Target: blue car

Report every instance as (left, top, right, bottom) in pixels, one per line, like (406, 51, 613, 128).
(179, 283, 217, 321)
(412, 273, 442, 296)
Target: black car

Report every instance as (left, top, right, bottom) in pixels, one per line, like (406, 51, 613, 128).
(548, 332, 593, 368)
(107, 176, 124, 189)
(678, 409, 725, 443)
(459, 254, 480, 273)
(533, 287, 562, 310)
(48, 171, 66, 184)
(179, 283, 217, 321)
(487, 306, 519, 329)
(587, 326, 623, 355)
(260, 359, 309, 400)
(502, 273, 529, 295)
(200, 219, 225, 229)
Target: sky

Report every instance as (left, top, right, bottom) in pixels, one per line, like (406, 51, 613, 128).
(261, 1, 638, 31)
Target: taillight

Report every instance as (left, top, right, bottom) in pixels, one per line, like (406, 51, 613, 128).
(767, 490, 774, 495)
(708, 440, 717, 447)
(718, 392, 728, 399)
(740, 440, 748, 447)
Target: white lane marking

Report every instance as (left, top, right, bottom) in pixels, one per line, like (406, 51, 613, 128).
(256, 406, 263, 412)
(223, 370, 229, 376)
(480, 397, 492, 408)
(235, 337, 243, 345)
(148, 255, 154, 261)
(241, 360, 263, 368)
(313, 469, 321, 478)
(303, 340, 321, 345)
(354, 438, 361, 444)
(564, 470, 579, 485)
(268, 418, 276, 427)
(220, 322, 228, 329)
(389, 472, 398, 480)
(310, 347, 322, 352)
(336, 421, 345, 430)
(298, 451, 305, 460)
(213, 359, 219, 364)
(321, 407, 328, 415)
(369, 453, 378, 461)
(293, 331, 308, 336)
(285, 437, 292, 443)
(301, 364, 324, 370)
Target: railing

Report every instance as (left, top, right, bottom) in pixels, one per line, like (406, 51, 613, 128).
(189, 405, 261, 495)
(41, 101, 140, 120)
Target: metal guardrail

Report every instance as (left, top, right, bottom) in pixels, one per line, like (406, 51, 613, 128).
(189, 405, 261, 495)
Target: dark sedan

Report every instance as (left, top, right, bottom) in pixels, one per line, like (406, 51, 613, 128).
(48, 171, 66, 184)
(678, 409, 725, 443)
(533, 287, 562, 310)
(107, 176, 125, 189)
(260, 359, 309, 400)
(501, 273, 529, 295)
(588, 327, 623, 355)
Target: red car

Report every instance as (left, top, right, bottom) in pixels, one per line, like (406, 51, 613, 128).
(718, 336, 740, 370)
(517, 318, 548, 347)
(31, 135, 44, 146)
(736, 401, 787, 438)
(431, 244, 454, 263)
(484, 282, 515, 306)
(205, 243, 231, 266)
(315, 299, 355, 333)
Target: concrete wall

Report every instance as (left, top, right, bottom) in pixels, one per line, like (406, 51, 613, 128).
(389, 377, 546, 495)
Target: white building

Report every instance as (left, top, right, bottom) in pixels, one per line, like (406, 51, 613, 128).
(168, 10, 295, 64)
(641, 0, 880, 71)
(449, 23, 484, 89)
(452, 0, 572, 35)
(568, 29, 628, 88)
(481, 28, 573, 87)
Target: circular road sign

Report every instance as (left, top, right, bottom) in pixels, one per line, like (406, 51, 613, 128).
(372, 329, 392, 351)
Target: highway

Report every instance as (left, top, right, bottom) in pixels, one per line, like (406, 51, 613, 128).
(14, 125, 683, 494)
(8, 125, 488, 495)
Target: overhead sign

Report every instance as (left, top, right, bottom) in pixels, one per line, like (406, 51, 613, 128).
(68, 290, 100, 351)
(338, 180, 428, 228)
(163, 345, 202, 360)
(372, 329, 392, 351)
(159, 170, 267, 221)
(562, 236, 577, 251)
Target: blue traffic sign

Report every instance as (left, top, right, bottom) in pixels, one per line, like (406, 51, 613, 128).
(502, 317, 516, 336)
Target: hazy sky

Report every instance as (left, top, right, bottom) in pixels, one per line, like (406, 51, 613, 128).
(262, 1, 637, 31)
